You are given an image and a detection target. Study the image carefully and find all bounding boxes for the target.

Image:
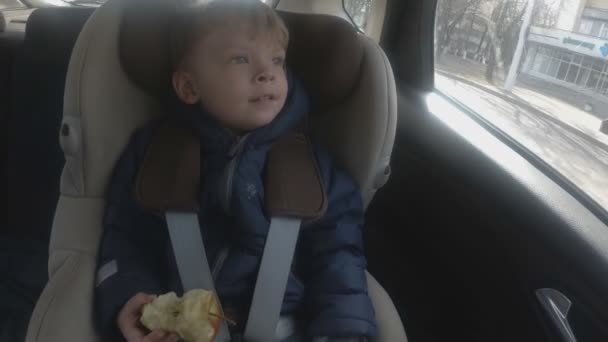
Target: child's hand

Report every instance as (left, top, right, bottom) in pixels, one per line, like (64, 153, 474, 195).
(117, 293, 180, 342)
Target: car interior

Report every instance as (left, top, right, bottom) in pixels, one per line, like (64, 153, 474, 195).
(2, 0, 608, 342)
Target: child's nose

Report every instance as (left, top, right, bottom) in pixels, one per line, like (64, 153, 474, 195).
(255, 68, 275, 84)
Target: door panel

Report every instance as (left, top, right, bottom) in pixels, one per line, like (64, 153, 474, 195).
(368, 0, 608, 340)
(365, 88, 608, 341)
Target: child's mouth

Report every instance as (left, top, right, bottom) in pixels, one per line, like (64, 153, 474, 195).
(250, 94, 276, 103)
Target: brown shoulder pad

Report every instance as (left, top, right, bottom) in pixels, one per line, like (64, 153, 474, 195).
(135, 121, 200, 213)
(265, 132, 327, 222)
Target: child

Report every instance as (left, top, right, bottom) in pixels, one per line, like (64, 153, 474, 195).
(94, 1, 375, 341)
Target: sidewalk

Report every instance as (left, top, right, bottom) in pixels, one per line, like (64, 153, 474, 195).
(435, 54, 608, 151)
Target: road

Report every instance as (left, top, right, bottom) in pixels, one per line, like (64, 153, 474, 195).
(435, 73, 608, 210)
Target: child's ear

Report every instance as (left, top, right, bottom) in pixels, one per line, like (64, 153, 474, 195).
(172, 71, 201, 105)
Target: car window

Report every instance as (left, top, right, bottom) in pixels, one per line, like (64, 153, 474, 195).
(0, 0, 25, 10)
(60, 0, 105, 5)
(273, 0, 377, 35)
(434, 0, 608, 211)
(344, 0, 374, 32)
(21, 0, 104, 7)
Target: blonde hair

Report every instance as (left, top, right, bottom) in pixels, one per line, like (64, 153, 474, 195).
(170, 0, 289, 69)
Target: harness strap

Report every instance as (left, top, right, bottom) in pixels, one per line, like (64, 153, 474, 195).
(136, 121, 328, 341)
(165, 211, 231, 341)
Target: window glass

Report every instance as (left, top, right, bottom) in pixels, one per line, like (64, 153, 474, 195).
(22, 0, 104, 7)
(0, 0, 25, 9)
(601, 22, 608, 38)
(273, 0, 376, 34)
(579, 18, 594, 34)
(435, 0, 608, 210)
(344, 0, 374, 32)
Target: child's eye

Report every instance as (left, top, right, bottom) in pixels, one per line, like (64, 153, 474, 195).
(272, 56, 285, 65)
(231, 56, 249, 64)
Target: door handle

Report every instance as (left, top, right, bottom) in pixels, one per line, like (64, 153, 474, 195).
(536, 288, 577, 342)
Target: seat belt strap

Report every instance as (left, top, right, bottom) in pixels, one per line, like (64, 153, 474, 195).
(165, 211, 231, 342)
(166, 212, 214, 291)
(243, 216, 302, 342)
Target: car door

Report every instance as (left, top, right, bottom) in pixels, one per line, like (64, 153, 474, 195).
(363, 0, 608, 341)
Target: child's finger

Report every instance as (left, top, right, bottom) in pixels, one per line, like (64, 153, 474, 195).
(132, 293, 156, 306)
(147, 331, 180, 342)
(125, 293, 156, 318)
(118, 312, 145, 341)
(162, 334, 181, 342)
(143, 330, 168, 342)
(121, 325, 146, 342)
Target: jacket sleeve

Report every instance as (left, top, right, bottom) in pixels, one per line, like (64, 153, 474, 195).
(94, 128, 169, 339)
(299, 144, 376, 338)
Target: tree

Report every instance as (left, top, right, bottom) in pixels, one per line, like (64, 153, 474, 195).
(482, 0, 528, 82)
(483, 0, 559, 82)
(435, 0, 483, 59)
(532, 0, 560, 28)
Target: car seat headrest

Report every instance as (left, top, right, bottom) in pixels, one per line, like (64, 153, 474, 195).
(119, 0, 364, 111)
(24, 8, 93, 68)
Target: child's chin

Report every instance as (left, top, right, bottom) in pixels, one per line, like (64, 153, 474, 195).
(249, 111, 280, 129)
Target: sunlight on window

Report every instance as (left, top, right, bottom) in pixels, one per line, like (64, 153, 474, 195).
(426, 93, 535, 181)
(35, 0, 68, 6)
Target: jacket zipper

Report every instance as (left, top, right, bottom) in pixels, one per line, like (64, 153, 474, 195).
(212, 134, 249, 281)
(223, 134, 249, 213)
(212, 246, 230, 280)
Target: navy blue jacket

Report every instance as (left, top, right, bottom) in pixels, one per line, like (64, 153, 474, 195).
(94, 73, 376, 339)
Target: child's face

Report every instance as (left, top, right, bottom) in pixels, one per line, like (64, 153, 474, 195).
(173, 24, 288, 132)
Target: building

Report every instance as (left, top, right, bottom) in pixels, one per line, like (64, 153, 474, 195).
(522, 0, 608, 98)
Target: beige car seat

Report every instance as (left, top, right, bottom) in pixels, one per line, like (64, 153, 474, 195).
(25, 0, 404, 341)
